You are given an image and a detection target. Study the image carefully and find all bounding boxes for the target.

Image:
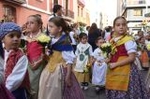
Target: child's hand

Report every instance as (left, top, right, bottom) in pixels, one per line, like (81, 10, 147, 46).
(104, 58, 110, 63)
(97, 61, 102, 66)
(31, 62, 40, 70)
(65, 76, 72, 87)
(108, 63, 117, 69)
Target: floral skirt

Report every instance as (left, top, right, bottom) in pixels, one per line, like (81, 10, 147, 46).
(0, 83, 15, 99)
(38, 65, 84, 99)
(106, 63, 149, 99)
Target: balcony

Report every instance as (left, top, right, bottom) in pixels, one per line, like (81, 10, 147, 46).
(126, 0, 146, 5)
(64, 9, 74, 19)
(5, 0, 26, 4)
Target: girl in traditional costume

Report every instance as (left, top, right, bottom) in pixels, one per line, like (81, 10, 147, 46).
(38, 17, 84, 99)
(106, 16, 149, 99)
(138, 37, 150, 69)
(74, 33, 93, 90)
(0, 22, 29, 99)
(92, 37, 107, 93)
(26, 15, 46, 99)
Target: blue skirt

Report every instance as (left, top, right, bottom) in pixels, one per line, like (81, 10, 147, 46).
(12, 88, 27, 99)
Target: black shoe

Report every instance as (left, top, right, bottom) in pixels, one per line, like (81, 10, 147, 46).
(95, 86, 100, 94)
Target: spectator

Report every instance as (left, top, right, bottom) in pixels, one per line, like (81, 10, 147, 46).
(48, 4, 63, 20)
(88, 23, 101, 51)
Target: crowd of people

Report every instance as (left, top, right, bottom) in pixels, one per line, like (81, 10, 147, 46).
(1, 4, 150, 99)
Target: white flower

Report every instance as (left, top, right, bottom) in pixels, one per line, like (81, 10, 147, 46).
(146, 43, 150, 51)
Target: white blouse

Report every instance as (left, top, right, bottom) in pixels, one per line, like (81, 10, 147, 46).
(92, 48, 105, 61)
(69, 31, 77, 45)
(114, 37, 137, 54)
(4, 49, 28, 91)
(124, 40, 137, 54)
(51, 37, 76, 65)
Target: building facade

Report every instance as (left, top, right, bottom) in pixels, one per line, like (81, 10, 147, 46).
(0, 0, 90, 27)
(117, 0, 150, 33)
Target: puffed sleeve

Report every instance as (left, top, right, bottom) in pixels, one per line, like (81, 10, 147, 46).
(5, 55, 28, 91)
(125, 40, 137, 54)
(92, 48, 98, 58)
(62, 51, 76, 65)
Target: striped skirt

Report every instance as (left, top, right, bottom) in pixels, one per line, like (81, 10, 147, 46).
(38, 65, 84, 99)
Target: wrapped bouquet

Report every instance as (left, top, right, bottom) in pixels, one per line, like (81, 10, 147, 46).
(36, 33, 51, 53)
(100, 42, 112, 58)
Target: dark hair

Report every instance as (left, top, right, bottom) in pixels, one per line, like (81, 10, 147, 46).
(137, 30, 144, 34)
(28, 15, 43, 31)
(105, 26, 112, 32)
(49, 17, 68, 33)
(86, 26, 90, 31)
(95, 36, 104, 43)
(89, 23, 98, 34)
(113, 16, 127, 27)
(35, 14, 41, 18)
(0, 41, 4, 58)
(53, 4, 62, 13)
(79, 33, 87, 39)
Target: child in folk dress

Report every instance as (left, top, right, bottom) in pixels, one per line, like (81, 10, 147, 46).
(38, 17, 84, 99)
(0, 42, 15, 99)
(106, 16, 149, 99)
(92, 37, 107, 93)
(74, 33, 93, 90)
(0, 22, 29, 99)
(26, 14, 46, 99)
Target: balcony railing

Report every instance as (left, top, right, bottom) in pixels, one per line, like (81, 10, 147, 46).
(64, 9, 74, 19)
(49, 9, 74, 19)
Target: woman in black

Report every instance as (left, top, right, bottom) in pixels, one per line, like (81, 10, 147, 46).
(88, 23, 101, 51)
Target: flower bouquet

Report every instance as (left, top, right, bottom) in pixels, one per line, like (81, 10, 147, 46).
(146, 43, 150, 51)
(36, 33, 51, 53)
(100, 42, 112, 58)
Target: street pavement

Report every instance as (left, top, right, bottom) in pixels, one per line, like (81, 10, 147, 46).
(83, 70, 148, 99)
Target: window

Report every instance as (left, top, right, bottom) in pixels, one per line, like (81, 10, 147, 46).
(78, 6, 80, 16)
(139, 0, 145, 4)
(81, 7, 83, 17)
(3, 5, 16, 22)
(54, 0, 58, 4)
(133, 9, 142, 16)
